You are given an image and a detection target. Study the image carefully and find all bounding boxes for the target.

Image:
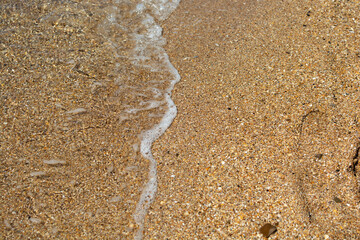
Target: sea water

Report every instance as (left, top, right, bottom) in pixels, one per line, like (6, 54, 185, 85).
(1, 0, 180, 239)
(98, 0, 181, 239)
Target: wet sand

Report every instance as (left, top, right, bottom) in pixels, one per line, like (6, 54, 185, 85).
(1, 0, 360, 239)
(0, 1, 149, 238)
(146, 0, 360, 239)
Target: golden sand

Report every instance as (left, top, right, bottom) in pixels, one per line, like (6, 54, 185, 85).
(145, 0, 360, 239)
(1, 0, 360, 239)
(1, 1, 146, 238)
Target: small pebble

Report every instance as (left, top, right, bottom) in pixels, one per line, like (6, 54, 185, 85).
(333, 197, 342, 203)
(51, 227, 59, 235)
(259, 223, 277, 238)
(30, 171, 47, 177)
(107, 165, 115, 174)
(55, 103, 65, 109)
(43, 159, 66, 165)
(314, 153, 323, 159)
(4, 219, 12, 229)
(66, 108, 87, 115)
(91, 82, 104, 92)
(109, 196, 122, 203)
(29, 217, 42, 224)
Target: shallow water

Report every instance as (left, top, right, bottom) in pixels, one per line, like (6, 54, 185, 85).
(0, 0, 180, 238)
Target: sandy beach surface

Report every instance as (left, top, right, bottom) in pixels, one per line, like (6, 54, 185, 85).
(145, 0, 360, 239)
(1, 0, 360, 239)
(1, 1, 150, 238)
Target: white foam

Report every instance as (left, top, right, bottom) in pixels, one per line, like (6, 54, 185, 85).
(132, 1, 181, 239)
(134, 94, 178, 240)
(134, 3, 146, 14)
(98, 0, 181, 239)
(143, 0, 181, 21)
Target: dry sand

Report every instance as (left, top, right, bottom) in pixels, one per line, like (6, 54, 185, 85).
(1, 0, 360, 239)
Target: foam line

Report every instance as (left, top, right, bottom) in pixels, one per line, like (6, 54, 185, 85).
(132, 1, 181, 239)
(133, 92, 178, 240)
(133, 40, 180, 240)
(98, 0, 180, 238)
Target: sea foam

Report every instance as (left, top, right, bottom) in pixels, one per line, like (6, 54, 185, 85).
(132, 2, 180, 238)
(99, 0, 180, 239)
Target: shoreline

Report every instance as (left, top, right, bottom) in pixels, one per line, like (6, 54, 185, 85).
(1, 0, 360, 239)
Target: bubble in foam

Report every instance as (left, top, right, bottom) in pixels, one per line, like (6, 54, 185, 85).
(143, 0, 181, 21)
(135, 3, 146, 13)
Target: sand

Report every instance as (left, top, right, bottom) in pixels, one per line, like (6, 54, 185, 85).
(1, 1, 148, 238)
(1, 0, 360, 239)
(145, 0, 360, 239)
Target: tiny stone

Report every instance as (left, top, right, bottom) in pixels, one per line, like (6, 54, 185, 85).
(51, 227, 59, 235)
(109, 196, 122, 203)
(55, 103, 65, 109)
(333, 197, 342, 203)
(29, 217, 42, 224)
(4, 219, 12, 229)
(43, 159, 66, 165)
(85, 212, 93, 218)
(314, 154, 323, 159)
(18, 158, 29, 163)
(95, 208, 104, 216)
(66, 108, 87, 115)
(30, 171, 47, 177)
(259, 223, 277, 238)
(91, 82, 104, 93)
(107, 165, 115, 174)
